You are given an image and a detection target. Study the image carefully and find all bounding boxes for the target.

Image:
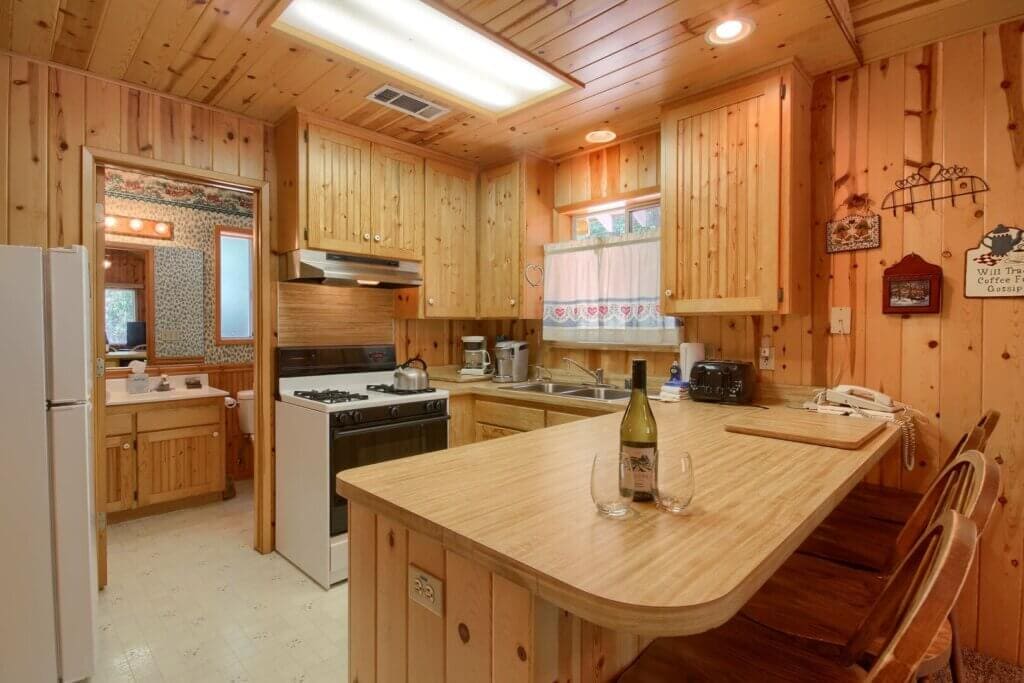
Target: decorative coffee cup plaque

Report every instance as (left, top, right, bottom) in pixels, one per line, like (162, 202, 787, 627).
(965, 224, 1024, 299)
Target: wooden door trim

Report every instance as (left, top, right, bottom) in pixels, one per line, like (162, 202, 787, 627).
(83, 146, 275, 560)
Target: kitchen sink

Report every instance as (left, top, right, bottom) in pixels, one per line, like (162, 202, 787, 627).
(561, 387, 632, 401)
(501, 382, 584, 394)
(498, 382, 631, 402)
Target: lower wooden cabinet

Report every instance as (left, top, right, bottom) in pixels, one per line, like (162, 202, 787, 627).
(102, 397, 226, 517)
(137, 424, 225, 507)
(475, 423, 523, 441)
(102, 434, 135, 513)
(452, 395, 604, 445)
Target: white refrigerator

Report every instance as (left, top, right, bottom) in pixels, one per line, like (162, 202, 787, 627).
(0, 245, 97, 682)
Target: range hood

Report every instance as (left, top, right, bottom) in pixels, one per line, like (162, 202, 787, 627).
(281, 249, 422, 288)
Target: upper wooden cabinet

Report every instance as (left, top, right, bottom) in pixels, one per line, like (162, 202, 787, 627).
(423, 160, 477, 318)
(372, 144, 424, 260)
(478, 161, 522, 318)
(274, 111, 428, 261)
(660, 65, 811, 315)
(307, 125, 372, 254)
(553, 132, 659, 210)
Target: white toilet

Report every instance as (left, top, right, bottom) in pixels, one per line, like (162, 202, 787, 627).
(237, 389, 255, 440)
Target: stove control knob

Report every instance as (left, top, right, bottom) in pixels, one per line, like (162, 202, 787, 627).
(425, 401, 437, 412)
(351, 411, 364, 423)
(388, 405, 400, 418)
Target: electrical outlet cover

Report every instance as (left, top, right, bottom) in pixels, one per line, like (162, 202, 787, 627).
(409, 565, 444, 617)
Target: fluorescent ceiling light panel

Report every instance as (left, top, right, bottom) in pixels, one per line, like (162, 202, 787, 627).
(274, 0, 576, 115)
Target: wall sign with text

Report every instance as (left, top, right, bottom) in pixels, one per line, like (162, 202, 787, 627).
(965, 225, 1024, 298)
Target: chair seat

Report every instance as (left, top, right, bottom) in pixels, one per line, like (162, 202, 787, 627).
(617, 617, 864, 682)
(798, 507, 902, 572)
(835, 482, 922, 525)
(742, 552, 953, 674)
(742, 552, 885, 652)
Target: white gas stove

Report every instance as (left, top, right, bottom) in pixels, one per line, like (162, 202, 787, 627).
(274, 347, 450, 589)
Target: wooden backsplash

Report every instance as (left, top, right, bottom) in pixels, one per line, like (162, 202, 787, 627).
(277, 283, 395, 347)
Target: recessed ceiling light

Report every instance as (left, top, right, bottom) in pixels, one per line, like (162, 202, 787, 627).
(273, 0, 579, 116)
(104, 216, 117, 228)
(585, 130, 616, 144)
(129, 219, 143, 231)
(706, 18, 755, 45)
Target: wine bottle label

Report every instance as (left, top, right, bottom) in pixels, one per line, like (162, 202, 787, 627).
(622, 444, 656, 493)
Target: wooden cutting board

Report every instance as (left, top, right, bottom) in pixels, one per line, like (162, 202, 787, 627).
(725, 411, 888, 449)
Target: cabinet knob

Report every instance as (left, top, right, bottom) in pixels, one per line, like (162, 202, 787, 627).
(121, 442, 130, 451)
(428, 298, 435, 305)
(664, 289, 673, 297)
(374, 234, 382, 242)
(509, 298, 516, 306)
(363, 233, 371, 241)
(213, 431, 219, 438)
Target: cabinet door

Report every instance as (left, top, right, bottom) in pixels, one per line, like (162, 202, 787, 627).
(478, 161, 521, 318)
(137, 425, 225, 507)
(307, 125, 372, 254)
(102, 435, 135, 512)
(371, 144, 424, 261)
(661, 74, 782, 314)
(424, 160, 476, 317)
(474, 423, 522, 441)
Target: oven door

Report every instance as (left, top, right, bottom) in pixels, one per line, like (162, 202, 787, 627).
(329, 415, 449, 536)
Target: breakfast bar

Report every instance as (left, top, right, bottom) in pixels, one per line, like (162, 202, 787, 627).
(337, 400, 900, 682)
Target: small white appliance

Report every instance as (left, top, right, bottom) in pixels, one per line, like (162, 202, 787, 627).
(679, 342, 706, 385)
(459, 335, 492, 377)
(0, 245, 97, 682)
(275, 346, 449, 588)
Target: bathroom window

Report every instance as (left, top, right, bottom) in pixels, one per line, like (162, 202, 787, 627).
(216, 226, 254, 343)
(105, 288, 138, 346)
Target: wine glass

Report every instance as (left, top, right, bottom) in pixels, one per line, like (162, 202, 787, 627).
(591, 452, 633, 518)
(656, 452, 695, 514)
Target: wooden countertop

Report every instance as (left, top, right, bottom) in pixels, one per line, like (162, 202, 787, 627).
(430, 379, 623, 413)
(338, 400, 899, 636)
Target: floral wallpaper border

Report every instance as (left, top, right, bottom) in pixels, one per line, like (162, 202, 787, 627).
(106, 170, 253, 219)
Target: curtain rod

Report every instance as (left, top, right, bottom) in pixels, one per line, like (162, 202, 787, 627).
(544, 231, 661, 255)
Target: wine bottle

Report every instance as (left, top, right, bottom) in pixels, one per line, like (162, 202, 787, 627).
(620, 359, 658, 502)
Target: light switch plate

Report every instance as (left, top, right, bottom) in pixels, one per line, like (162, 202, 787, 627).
(409, 564, 444, 617)
(830, 307, 852, 335)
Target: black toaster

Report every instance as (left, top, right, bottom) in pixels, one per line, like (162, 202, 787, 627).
(689, 360, 756, 404)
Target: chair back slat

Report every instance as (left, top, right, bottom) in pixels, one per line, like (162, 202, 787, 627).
(846, 511, 977, 682)
(888, 450, 999, 571)
(937, 410, 999, 473)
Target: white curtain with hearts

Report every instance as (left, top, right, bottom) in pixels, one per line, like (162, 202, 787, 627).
(542, 231, 680, 345)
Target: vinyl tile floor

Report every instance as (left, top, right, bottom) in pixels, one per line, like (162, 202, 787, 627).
(94, 481, 347, 682)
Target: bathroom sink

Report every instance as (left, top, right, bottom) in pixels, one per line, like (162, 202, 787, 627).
(561, 387, 632, 401)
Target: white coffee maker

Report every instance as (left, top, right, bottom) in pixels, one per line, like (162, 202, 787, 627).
(459, 336, 492, 377)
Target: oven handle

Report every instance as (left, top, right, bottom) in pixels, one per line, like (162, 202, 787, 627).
(332, 414, 450, 439)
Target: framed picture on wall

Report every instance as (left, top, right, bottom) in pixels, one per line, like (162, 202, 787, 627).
(882, 253, 942, 315)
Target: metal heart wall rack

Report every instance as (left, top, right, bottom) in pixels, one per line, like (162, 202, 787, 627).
(880, 163, 989, 216)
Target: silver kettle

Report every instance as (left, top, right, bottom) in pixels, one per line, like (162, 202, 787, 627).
(394, 357, 429, 391)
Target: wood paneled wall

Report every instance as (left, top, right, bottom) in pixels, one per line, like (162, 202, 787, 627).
(0, 54, 267, 248)
(276, 282, 395, 348)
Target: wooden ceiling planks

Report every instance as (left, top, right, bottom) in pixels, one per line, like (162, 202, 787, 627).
(5, 0, 1018, 165)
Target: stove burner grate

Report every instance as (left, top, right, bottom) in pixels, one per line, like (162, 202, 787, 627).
(293, 389, 369, 404)
(366, 384, 437, 395)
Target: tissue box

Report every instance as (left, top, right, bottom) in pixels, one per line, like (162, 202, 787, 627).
(126, 374, 149, 394)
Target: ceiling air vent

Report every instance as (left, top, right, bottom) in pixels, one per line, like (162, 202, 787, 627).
(367, 85, 449, 122)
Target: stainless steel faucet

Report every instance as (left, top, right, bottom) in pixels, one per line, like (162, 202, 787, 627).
(562, 357, 607, 386)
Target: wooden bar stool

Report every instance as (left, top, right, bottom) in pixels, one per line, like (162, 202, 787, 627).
(740, 450, 1000, 682)
(619, 511, 977, 683)
(799, 410, 999, 572)
(835, 410, 998, 526)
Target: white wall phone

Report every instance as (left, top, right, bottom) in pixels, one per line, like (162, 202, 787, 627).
(805, 385, 918, 470)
